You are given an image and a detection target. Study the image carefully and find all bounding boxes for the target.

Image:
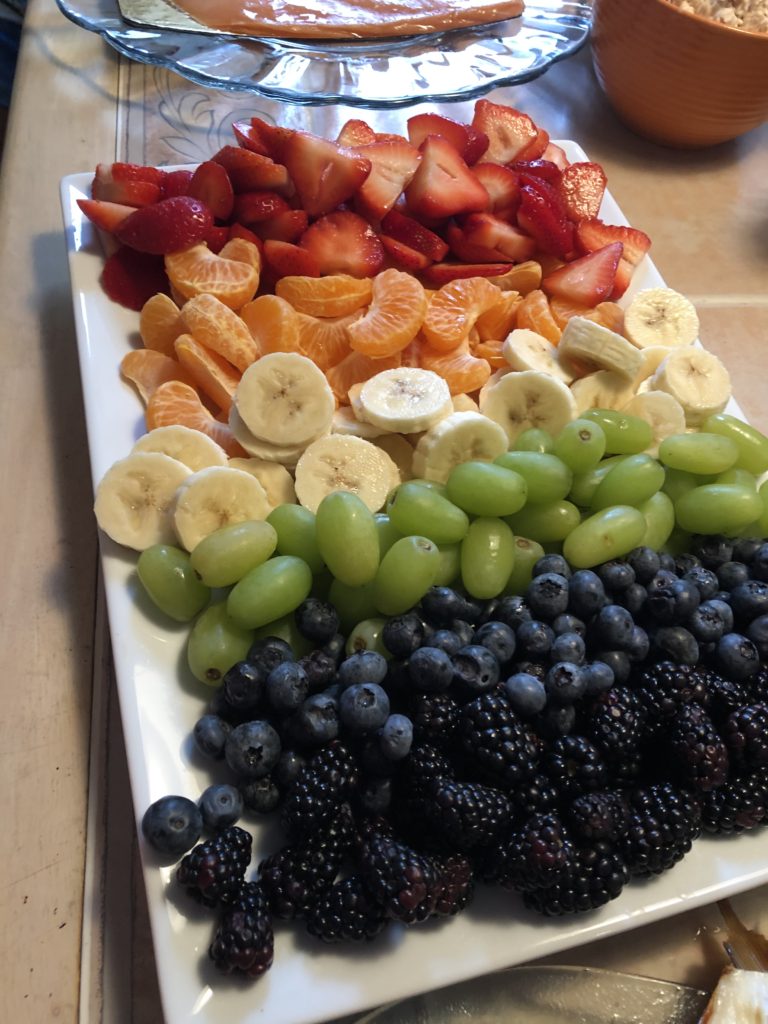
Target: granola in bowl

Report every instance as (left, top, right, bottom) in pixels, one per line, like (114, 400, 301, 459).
(672, 0, 768, 32)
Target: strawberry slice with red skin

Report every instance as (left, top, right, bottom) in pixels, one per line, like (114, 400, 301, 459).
(228, 222, 265, 254)
(514, 127, 550, 162)
(353, 139, 422, 221)
(299, 210, 385, 278)
(406, 112, 488, 164)
(91, 174, 161, 207)
(511, 159, 562, 187)
(255, 209, 309, 244)
(337, 118, 377, 147)
(114, 195, 213, 255)
(101, 246, 169, 311)
(103, 162, 165, 187)
(283, 131, 372, 219)
(77, 198, 135, 234)
(463, 126, 490, 166)
(211, 145, 292, 195)
(445, 221, 509, 263)
(471, 100, 539, 164)
(405, 135, 489, 221)
(421, 261, 514, 287)
(459, 212, 538, 263)
(542, 142, 570, 171)
(380, 235, 432, 272)
(160, 169, 194, 199)
(541, 242, 623, 306)
(471, 163, 521, 220)
(576, 218, 652, 300)
(263, 239, 321, 279)
(517, 180, 575, 259)
(206, 225, 230, 254)
(233, 118, 294, 161)
(558, 162, 608, 222)
(232, 190, 291, 227)
(188, 160, 235, 221)
(380, 208, 449, 262)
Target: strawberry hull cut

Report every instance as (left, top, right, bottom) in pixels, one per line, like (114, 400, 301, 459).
(300, 211, 385, 278)
(354, 139, 422, 221)
(558, 162, 608, 223)
(576, 218, 652, 300)
(405, 135, 489, 220)
(114, 196, 214, 255)
(541, 242, 623, 306)
(283, 131, 372, 219)
(471, 99, 539, 164)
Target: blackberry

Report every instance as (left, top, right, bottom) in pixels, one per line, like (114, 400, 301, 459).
(422, 776, 512, 851)
(631, 662, 711, 738)
(542, 735, 608, 800)
(722, 703, 768, 771)
(400, 743, 454, 791)
(409, 692, 461, 749)
(259, 805, 354, 919)
(209, 881, 274, 979)
(622, 783, 701, 877)
(508, 773, 560, 819)
(281, 740, 358, 839)
(360, 833, 440, 924)
(752, 665, 768, 703)
(491, 813, 574, 893)
(176, 826, 252, 908)
(305, 876, 388, 943)
(706, 674, 752, 724)
(431, 855, 475, 917)
(699, 770, 768, 834)
(524, 842, 629, 916)
(567, 790, 630, 844)
(459, 692, 539, 789)
(584, 687, 647, 768)
(668, 703, 729, 792)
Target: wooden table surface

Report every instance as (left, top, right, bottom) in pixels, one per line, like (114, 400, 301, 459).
(1, 1, 767, 1021)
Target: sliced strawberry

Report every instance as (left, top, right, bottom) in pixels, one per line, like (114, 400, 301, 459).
(517, 180, 575, 259)
(91, 173, 160, 207)
(106, 162, 165, 187)
(515, 127, 550, 161)
(160, 169, 194, 199)
(421, 261, 514, 286)
(464, 126, 490, 166)
(114, 196, 213, 255)
(212, 145, 292, 195)
(380, 208, 449, 262)
(101, 246, 168, 311)
(255, 208, 309, 243)
(407, 112, 471, 154)
(228, 222, 265, 254)
(445, 222, 509, 263)
(511, 159, 562, 187)
(374, 131, 410, 144)
(576, 218, 652, 299)
(232, 117, 294, 161)
(282, 131, 372, 219)
(77, 198, 135, 233)
(471, 99, 539, 164)
(460, 212, 538, 262)
(542, 142, 570, 171)
(353, 139, 421, 221)
(299, 210, 385, 278)
(206, 225, 230, 254)
(558, 162, 608, 222)
(188, 160, 235, 221)
(263, 239, 321, 279)
(405, 135, 488, 220)
(471, 163, 521, 219)
(541, 242, 623, 306)
(232, 190, 291, 226)
(337, 118, 377, 147)
(379, 235, 432, 272)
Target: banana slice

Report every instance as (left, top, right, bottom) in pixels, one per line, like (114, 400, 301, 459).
(235, 352, 335, 447)
(622, 390, 687, 456)
(358, 367, 452, 433)
(173, 465, 272, 552)
(347, 382, 367, 422)
(633, 344, 676, 387)
(502, 328, 573, 384)
(412, 411, 509, 484)
(229, 405, 318, 465)
(294, 434, 398, 513)
(558, 317, 643, 381)
(478, 366, 512, 407)
(94, 451, 191, 551)
(371, 433, 414, 483)
(623, 287, 700, 349)
(651, 346, 731, 427)
(228, 457, 296, 507)
(452, 394, 480, 413)
(332, 406, 391, 439)
(131, 424, 227, 471)
(479, 370, 577, 446)
(570, 370, 637, 415)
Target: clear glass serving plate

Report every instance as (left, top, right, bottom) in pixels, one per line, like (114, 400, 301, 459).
(53, 0, 591, 107)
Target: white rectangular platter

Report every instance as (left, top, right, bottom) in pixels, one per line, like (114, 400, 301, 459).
(60, 142, 764, 1024)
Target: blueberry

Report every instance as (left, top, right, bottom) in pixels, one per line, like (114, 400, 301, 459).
(597, 560, 636, 593)
(626, 546, 661, 584)
(473, 621, 516, 665)
(683, 567, 720, 601)
(379, 714, 414, 760)
(222, 661, 265, 714)
(747, 615, 768, 658)
(582, 660, 615, 695)
(339, 682, 391, 734)
(291, 693, 340, 745)
(247, 636, 294, 675)
(408, 646, 455, 692)
(198, 783, 243, 831)
(239, 776, 281, 814)
(526, 572, 571, 620)
(358, 776, 392, 815)
(690, 534, 734, 569)
(752, 543, 768, 582)
(493, 595, 533, 630)
(717, 632, 760, 680)
(360, 737, 398, 777)
(626, 625, 650, 663)
(713, 591, 733, 605)
(142, 795, 203, 857)
(647, 578, 701, 625)
(294, 598, 340, 644)
(452, 644, 500, 693)
(593, 604, 635, 649)
(225, 720, 281, 779)
(688, 599, 733, 642)
(451, 619, 475, 647)
(730, 580, 768, 623)
(673, 553, 701, 576)
(512, 659, 547, 680)
(266, 661, 310, 713)
(322, 633, 347, 665)
(650, 625, 699, 664)
(647, 569, 679, 594)
(537, 703, 576, 738)
(322, 683, 343, 706)
(544, 662, 586, 705)
(429, 629, 463, 655)
(193, 714, 231, 760)
(658, 553, 677, 572)
(551, 631, 586, 665)
(615, 582, 647, 616)
(504, 672, 547, 717)
(517, 619, 555, 658)
(594, 649, 631, 685)
(552, 613, 586, 637)
(298, 649, 337, 693)
(421, 586, 469, 625)
(337, 650, 388, 689)
(382, 612, 427, 658)
(717, 561, 750, 590)
(568, 570, 607, 618)
(532, 554, 572, 579)
(732, 537, 762, 563)
(273, 749, 305, 789)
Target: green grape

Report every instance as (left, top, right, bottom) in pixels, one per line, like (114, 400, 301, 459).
(658, 433, 739, 475)
(591, 454, 665, 511)
(187, 601, 254, 686)
(580, 409, 653, 455)
(503, 536, 545, 595)
(737, 479, 768, 537)
(445, 461, 528, 517)
(703, 412, 768, 475)
(661, 467, 700, 503)
(674, 485, 763, 535)
(137, 544, 210, 622)
(494, 451, 573, 504)
(315, 491, 379, 587)
(374, 513, 403, 557)
(346, 617, 390, 658)
(190, 520, 278, 588)
(329, 578, 379, 634)
(267, 504, 324, 574)
(251, 614, 314, 658)
(460, 517, 515, 599)
(568, 456, 626, 507)
(434, 543, 461, 587)
(227, 555, 313, 629)
(507, 500, 581, 543)
(407, 479, 449, 497)
(513, 427, 554, 453)
(553, 418, 607, 473)
(388, 481, 469, 545)
(716, 467, 757, 490)
(374, 536, 441, 616)
(664, 527, 693, 556)
(562, 506, 647, 568)
(637, 491, 675, 550)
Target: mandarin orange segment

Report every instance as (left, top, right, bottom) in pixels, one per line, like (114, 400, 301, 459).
(591, 301, 625, 335)
(549, 296, 593, 330)
(240, 294, 302, 354)
(516, 289, 562, 345)
(275, 274, 373, 317)
(347, 268, 428, 358)
(475, 290, 522, 342)
(421, 277, 501, 353)
(219, 237, 262, 275)
(180, 292, 260, 372)
(165, 243, 259, 310)
(325, 350, 401, 405)
(418, 338, 491, 396)
(470, 337, 507, 369)
(174, 333, 241, 415)
(296, 309, 361, 372)
(145, 380, 247, 458)
(139, 293, 184, 356)
(120, 348, 195, 404)
(488, 260, 543, 295)
(400, 336, 423, 368)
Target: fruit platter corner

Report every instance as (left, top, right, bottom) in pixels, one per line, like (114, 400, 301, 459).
(61, 99, 768, 1024)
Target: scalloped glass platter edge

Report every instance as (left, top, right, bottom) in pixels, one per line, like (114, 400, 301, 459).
(54, 0, 591, 107)
(60, 139, 762, 1024)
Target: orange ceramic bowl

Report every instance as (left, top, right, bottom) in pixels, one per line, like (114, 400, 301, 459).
(590, 0, 768, 147)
